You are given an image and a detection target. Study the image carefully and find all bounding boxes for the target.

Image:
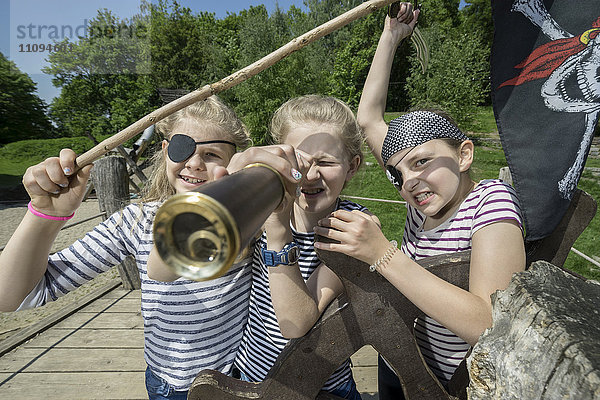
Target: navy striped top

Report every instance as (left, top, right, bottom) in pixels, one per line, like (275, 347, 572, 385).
(234, 199, 367, 391)
(401, 179, 522, 383)
(18, 203, 252, 390)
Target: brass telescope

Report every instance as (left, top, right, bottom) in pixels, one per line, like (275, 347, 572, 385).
(153, 163, 285, 281)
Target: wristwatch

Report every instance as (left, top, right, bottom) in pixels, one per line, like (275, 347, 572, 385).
(261, 242, 300, 267)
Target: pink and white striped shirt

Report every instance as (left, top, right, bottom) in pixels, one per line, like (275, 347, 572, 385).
(401, 179, 523, 383)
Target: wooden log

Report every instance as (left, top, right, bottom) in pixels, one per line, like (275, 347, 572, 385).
(90, 156, 141, 290)
(467, 261, 600, 399)
(498, 166, 513, 185)
(117, 256, 142, 290)
(91, 156, 130, 215)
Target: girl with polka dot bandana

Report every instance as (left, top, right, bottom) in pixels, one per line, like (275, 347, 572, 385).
(313, 3, 526, 398)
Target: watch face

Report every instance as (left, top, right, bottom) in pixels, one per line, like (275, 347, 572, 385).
(288, 246, 300, 264)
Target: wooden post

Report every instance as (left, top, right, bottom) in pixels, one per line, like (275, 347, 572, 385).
(91, 156, 141, 290)
(498, 166, 513, 185)
(467, 261, 600, 399)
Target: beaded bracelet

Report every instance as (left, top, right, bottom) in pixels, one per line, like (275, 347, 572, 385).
(28, 201, 75, 221)
(369, 240, 398, 273)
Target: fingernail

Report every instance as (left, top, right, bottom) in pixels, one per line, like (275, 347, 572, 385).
(291, 168, 302, 181)
(63, 167, 72, 175)
(58, 183, 68, 188)
(295, 186, 301, 197)
(52, 189, 61, 194)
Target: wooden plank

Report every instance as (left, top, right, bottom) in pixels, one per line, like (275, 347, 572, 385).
(0, 371, 147, 399)
(351, 345, 378, 367)
(0, 347, 47, 372)
(352, 366, 378, 395)
(79, 297, 141, 313)
(0, 280, 122, 357)
(51, 312, 143, 329)
(102, 289, 141, 299)
(0, 348, 145, 373)
(21, 328, 144, 349)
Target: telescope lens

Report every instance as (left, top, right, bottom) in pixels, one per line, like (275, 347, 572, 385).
(172, 212, 221, 263)
(187, 231, 220, 262)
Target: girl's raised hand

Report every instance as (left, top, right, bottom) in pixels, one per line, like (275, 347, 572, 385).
(314, 209, 390, 266)
(22, 149, 93, 218)
(385, 2, 419, 44)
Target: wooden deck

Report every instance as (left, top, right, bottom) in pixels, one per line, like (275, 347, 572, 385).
(0, 284, 379, 399)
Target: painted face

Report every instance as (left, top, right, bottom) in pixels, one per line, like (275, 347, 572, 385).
(162, 118, 236, 194)
(284, 123, 358, 218)
(386, 139, 471, 227)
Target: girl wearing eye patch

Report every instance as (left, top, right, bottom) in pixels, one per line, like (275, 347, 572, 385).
(144, 94, 367, 398)
(0, 96, 304, 399)
(311, 4, 526, 399)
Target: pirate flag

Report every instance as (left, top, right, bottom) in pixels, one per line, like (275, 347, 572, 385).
(491, 0, 600, 241)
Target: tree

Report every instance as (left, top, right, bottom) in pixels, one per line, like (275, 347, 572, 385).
(229, 5, 331, 144)
(149, 0, 235, 90)
(417, 0, 461, 30)
(44, 9, 157, 138)
(459, 0, 493, 105)
(460, 0, 493, 50)
(405, 26, 490, 124)
(330, 11, 384, 108)
(0, 53, 54, 144)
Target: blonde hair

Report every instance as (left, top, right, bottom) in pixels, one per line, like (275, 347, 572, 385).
(270, 95, 363, 166)
(141, 96, 250, 202)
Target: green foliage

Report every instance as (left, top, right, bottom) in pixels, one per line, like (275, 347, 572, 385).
(417, 0, 461, 30)
(405, 26, 490, 125)
(459, 0, 493, 50)
(330, 12, 383, 108)
(43, 9, 157, 138)
(0, 53, 54, 144)
(229, 5, 332, 144)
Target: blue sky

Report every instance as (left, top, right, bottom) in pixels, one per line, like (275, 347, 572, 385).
(1, 0, 308, 105)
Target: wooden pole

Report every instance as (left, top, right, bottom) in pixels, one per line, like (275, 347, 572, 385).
(91, 156, 141, 290)
(75, 0, 398, 168)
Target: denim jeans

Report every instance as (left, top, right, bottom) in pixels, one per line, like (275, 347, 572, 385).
(328, 377, 362, 400)
(235, 367, 362, 400)
(145, 366, 188, 400)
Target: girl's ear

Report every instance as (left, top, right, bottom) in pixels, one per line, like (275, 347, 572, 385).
(458, 140, 474, 172)
(345, 154, 361, 182)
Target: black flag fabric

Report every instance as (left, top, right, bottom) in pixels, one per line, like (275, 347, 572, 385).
(491, 0, 600, 241)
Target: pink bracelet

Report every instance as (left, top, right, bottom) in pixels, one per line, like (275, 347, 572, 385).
(28, 201, 75, 221)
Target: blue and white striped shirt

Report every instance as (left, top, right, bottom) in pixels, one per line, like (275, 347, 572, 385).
(18, 202, 252, 390)
(234, 199, 367, 392)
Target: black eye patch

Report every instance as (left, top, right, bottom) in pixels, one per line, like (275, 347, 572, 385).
(166, 134, 236, 163)
(386, 165, 403, 191)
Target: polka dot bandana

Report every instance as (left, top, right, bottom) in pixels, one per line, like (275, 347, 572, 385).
(381, 111, 469, 166)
